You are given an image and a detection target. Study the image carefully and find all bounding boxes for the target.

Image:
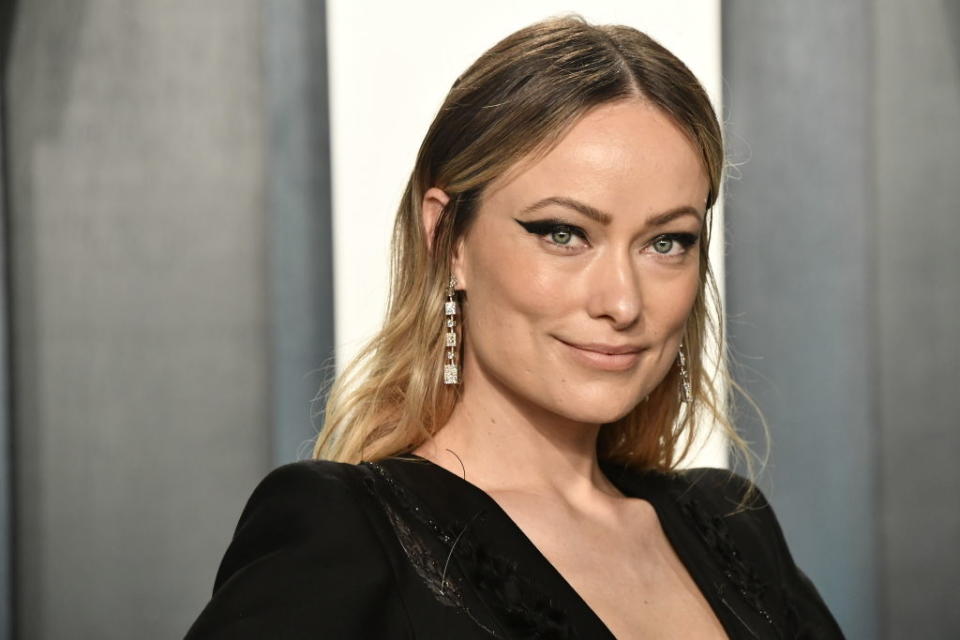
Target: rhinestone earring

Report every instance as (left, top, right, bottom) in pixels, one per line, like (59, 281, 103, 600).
(678, 343, 693, 404)
(443, 276, 459, 385)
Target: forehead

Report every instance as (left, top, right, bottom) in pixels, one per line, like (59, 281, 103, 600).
(483, 100, 709, 220)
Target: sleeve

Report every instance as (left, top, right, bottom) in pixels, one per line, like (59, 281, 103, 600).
(684, 468, 847, 640)
(183, 461, 411, 639)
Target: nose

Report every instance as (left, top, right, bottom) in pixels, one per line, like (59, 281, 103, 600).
(585, 248, 642, 330)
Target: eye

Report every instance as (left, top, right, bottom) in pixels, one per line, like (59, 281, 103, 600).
(549, 226, 575, 245)
(652, 237, 675, 254)
(514, 219, 589, 251)
(647, 233, 698, 257)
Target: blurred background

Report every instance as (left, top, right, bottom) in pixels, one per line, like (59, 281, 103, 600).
(0, 0, 956, 638)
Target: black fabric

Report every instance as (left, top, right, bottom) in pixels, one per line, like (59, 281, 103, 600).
(184, 455, 845, 639)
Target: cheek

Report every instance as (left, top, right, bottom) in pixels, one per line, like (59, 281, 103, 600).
(642, 263, 701, 337)
(463, 239, 565, 341)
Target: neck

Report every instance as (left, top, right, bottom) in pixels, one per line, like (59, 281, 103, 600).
(414, 358, 619, 501)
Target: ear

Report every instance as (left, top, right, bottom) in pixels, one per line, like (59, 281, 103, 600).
(422, 187, 469, 290)
(421, 187, 450, 252)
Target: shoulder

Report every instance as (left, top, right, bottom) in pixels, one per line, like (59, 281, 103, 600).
(674, 466, 765, 510)
(186, 460, 409, 639)
(236, 459, 358, 508)
(659, 467, 784, 566)
(665, 467, 793, 582)
(227, 460, 366, 535)
(212, 459, 379, 589)
(214, 462, 364, 573)
(242, 458, 363, 502)
(666, 467, 846, 638)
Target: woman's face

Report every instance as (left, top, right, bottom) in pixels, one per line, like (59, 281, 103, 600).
(453, 99, 709, 425)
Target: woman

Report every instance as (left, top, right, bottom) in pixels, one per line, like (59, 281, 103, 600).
(186, 16, 844, 639)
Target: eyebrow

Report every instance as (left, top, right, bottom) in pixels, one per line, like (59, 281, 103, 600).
(517, 196, 704, 227)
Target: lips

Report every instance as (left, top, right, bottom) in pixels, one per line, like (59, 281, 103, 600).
(556, 338, 644, 371)
(561, 341, 644, 355)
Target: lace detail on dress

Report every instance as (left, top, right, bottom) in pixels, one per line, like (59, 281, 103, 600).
(379, 490, 464, 607)
(361, 461, 575, 640)
(357, 462, 500, 637)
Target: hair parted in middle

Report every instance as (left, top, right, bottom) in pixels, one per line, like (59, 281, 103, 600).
(314, 14, 748, 472)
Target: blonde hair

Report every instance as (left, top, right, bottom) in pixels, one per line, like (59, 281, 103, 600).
(314, 15, 753, 473)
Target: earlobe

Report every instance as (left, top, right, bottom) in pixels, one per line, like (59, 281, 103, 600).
(421, 187, 451, 252)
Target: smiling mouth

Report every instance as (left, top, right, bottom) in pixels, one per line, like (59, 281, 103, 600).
(555, 338, 645, 371)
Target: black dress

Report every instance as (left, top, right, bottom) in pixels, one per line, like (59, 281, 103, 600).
(184, 454, 845, 639)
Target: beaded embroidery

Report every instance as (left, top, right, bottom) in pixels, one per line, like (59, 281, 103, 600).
(674, 485, 787, 639)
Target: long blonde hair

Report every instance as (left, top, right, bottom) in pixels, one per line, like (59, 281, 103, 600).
(314, 15, 750, 472)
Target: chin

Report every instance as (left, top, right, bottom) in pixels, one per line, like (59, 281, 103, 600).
(548, 389, 642, 425)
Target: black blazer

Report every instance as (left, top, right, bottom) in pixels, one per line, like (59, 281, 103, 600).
(185, 455, 844, 639)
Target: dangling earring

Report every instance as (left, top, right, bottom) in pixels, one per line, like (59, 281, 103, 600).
(678, 343, 693, 404)
(444, 276, 459, 385)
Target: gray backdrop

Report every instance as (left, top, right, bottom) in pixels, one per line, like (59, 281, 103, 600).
(724, 1, 960, 638)
(4, 0, 331, 637)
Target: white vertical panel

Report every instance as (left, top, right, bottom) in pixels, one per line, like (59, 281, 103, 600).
(328, 1, 725, 467)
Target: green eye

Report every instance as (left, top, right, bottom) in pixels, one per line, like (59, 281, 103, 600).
(550, 227, 573, 245)
(653, 237, 674, 254)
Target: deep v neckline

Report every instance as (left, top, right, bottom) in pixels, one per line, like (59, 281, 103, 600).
(384, 454, 736, 639)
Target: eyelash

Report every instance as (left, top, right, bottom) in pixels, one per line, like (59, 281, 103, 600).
(515, 219, 589, 248)
(514, 218, 699, 256)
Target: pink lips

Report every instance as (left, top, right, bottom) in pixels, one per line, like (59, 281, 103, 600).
(557, 338, 644, 371)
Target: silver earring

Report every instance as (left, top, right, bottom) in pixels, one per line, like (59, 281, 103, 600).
(443, 276, 459, 385)
(678, 343, 693, 404)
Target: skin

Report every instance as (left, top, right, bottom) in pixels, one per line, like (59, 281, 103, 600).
(414, 99, 726, 638)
